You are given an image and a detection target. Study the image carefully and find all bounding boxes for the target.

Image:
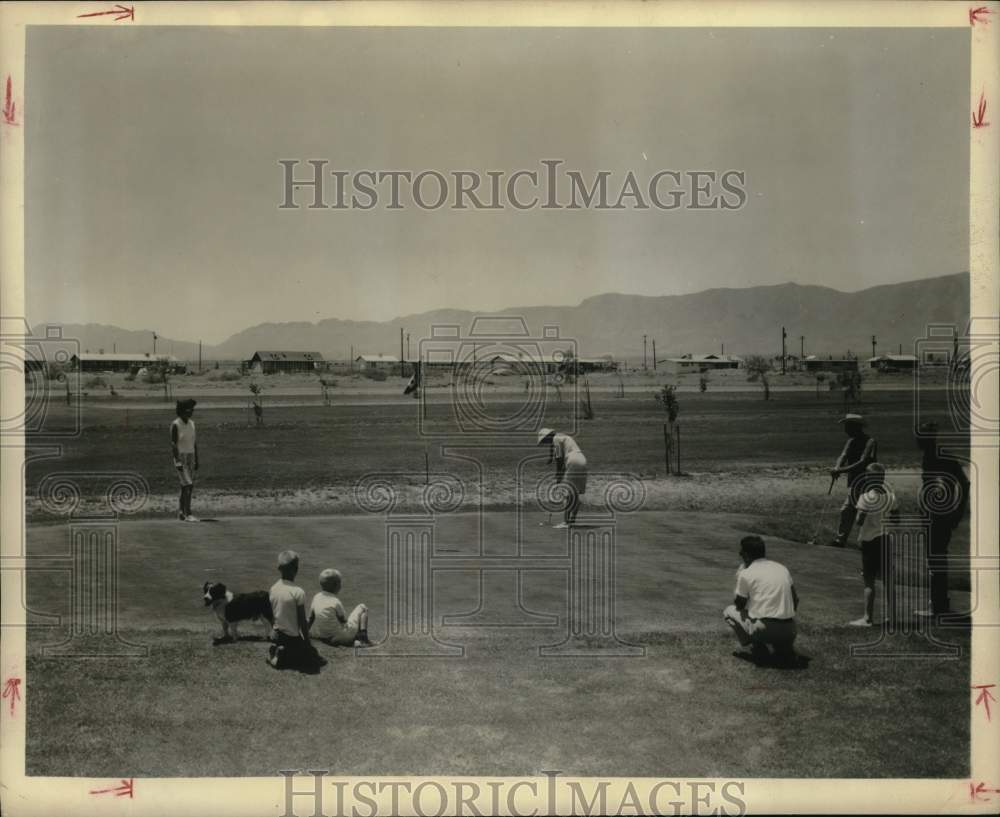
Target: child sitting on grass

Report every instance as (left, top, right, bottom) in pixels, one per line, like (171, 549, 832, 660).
(308, 568, 371, 647)
(267, 550, 325, 671)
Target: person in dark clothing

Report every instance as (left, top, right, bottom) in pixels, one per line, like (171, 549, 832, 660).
(914, 422, 970, 618)
(831, 414, 878, 546)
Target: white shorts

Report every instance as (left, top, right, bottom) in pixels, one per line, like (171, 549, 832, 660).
(564, 452, 588, 495)
(316, 604, 367, 646)
(176, 453, 196, 487)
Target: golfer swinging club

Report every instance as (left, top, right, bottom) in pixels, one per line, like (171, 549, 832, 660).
(538, 427, 587, 528)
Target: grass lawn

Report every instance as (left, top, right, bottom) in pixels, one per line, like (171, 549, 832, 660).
(24, 512, 971, 778)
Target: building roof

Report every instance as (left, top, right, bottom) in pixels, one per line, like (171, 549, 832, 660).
(355, 354, 398, 363)
(869, 354, 918, 362)
(71, 353, 178, 363)
(251, 351, 324, 362)
(804, 356, 857, 363)
(662, 355, 742, 364)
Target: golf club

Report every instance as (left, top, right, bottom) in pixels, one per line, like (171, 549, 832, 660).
(806, 475, 838, 545)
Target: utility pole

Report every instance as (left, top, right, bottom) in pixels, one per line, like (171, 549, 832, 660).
(643, 335, 648, 370)
(652, 339, 657, 370)
(113, 342, 116, 354)
(781, 326, 787, 375)
(898, 343, 902, 355)
(152, 332, 158, 356)
(350, 344, 354, 373)
(871, 334, 877, 360)
(721, 342, 725, 356)
(400, 328, 404, 368)
(800, 336, 804, 358)
(198, 340, 202, 373)
(406, 333, 411, 362)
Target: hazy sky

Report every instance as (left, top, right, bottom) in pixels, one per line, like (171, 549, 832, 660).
(26, 26, 969, 343)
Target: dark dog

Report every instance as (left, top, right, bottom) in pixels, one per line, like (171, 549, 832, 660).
(203, 581, 274, 642)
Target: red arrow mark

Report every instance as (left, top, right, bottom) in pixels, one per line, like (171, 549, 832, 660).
(973, 92, 989, 128)
(2, 677, 21, 715)
(89, 779, 134, 798)
(969, 6, 991, 26)
(973, 684, 997, 721)
(77, 4, 134, 21)
(2, 76, 17, 126)
(970, 781, 1000, 801)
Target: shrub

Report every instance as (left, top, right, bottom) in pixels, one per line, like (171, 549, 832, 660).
(363, 368, 388, 382)
(83, 376, 107, 389)
(208, 370, 242, 382)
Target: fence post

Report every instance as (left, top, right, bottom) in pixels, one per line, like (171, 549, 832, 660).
(675, 423, 681, 475)
(663, 423, 671, 476)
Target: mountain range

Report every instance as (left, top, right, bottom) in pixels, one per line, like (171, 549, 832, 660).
(35, 272, 969, 363)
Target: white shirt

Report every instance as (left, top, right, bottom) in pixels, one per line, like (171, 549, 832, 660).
(856, 486, 898, 543)
(309, 591, 349, 641)
(553, 433, 583, 461)
(171, 418, 196, 454)
(269, 579, 305, 637)
(734, 558, 796, 620)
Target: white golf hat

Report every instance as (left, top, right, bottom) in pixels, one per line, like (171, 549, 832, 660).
(838, 413, 865, 425)
(537, 427, 555, 445)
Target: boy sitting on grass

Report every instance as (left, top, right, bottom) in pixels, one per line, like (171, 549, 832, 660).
(267, 550, 325, 671)
(309, 569, 371, 647)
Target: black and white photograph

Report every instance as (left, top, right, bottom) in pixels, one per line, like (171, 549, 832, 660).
(1, 2, 997, 815)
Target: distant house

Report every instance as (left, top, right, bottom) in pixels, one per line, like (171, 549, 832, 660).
(355, 354, 398, 370)
(661, 354, 741, 374)
(70, 352, 179, 373)
(248, 350, 324, 374)
(869, 354, 918, 372)
(772, 354, 802, 372)
(802, 356, 859, 374)
(575, 356, 618, 374)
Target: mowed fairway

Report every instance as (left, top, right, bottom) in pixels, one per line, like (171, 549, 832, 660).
(25, 511, 970, 778)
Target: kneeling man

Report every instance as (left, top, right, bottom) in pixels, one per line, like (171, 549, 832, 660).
(723, 535, 800, 665)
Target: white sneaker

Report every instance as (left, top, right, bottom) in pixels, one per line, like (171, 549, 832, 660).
(553, 522, 569, 529)
(847, 617, 873, 627)
(185, 515, 200, 523)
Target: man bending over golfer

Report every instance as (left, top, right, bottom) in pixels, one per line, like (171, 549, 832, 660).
(538, 427, 588, 528)
(723, 536, 800, 666)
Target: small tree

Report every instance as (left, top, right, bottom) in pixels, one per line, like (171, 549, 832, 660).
(815, 371, 827, 398)
(744, 355, 772, 401)
(654, 384, 680, 475)
(249, 381, 264, 425)
(580, 377, 595, 420)
(699, 374, 709, 393)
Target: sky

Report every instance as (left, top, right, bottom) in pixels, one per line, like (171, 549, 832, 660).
(26, 25, 969, 344)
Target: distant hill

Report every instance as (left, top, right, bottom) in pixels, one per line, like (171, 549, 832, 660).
(35, 273, 969, 363)
(26, 323, 217, 362)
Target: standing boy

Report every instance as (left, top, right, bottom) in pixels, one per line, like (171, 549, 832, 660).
(830, 414, 878, 546)
(847, 462, 899, 627)
(268, 550, 324, 671)
(170, 399, 199, 522)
